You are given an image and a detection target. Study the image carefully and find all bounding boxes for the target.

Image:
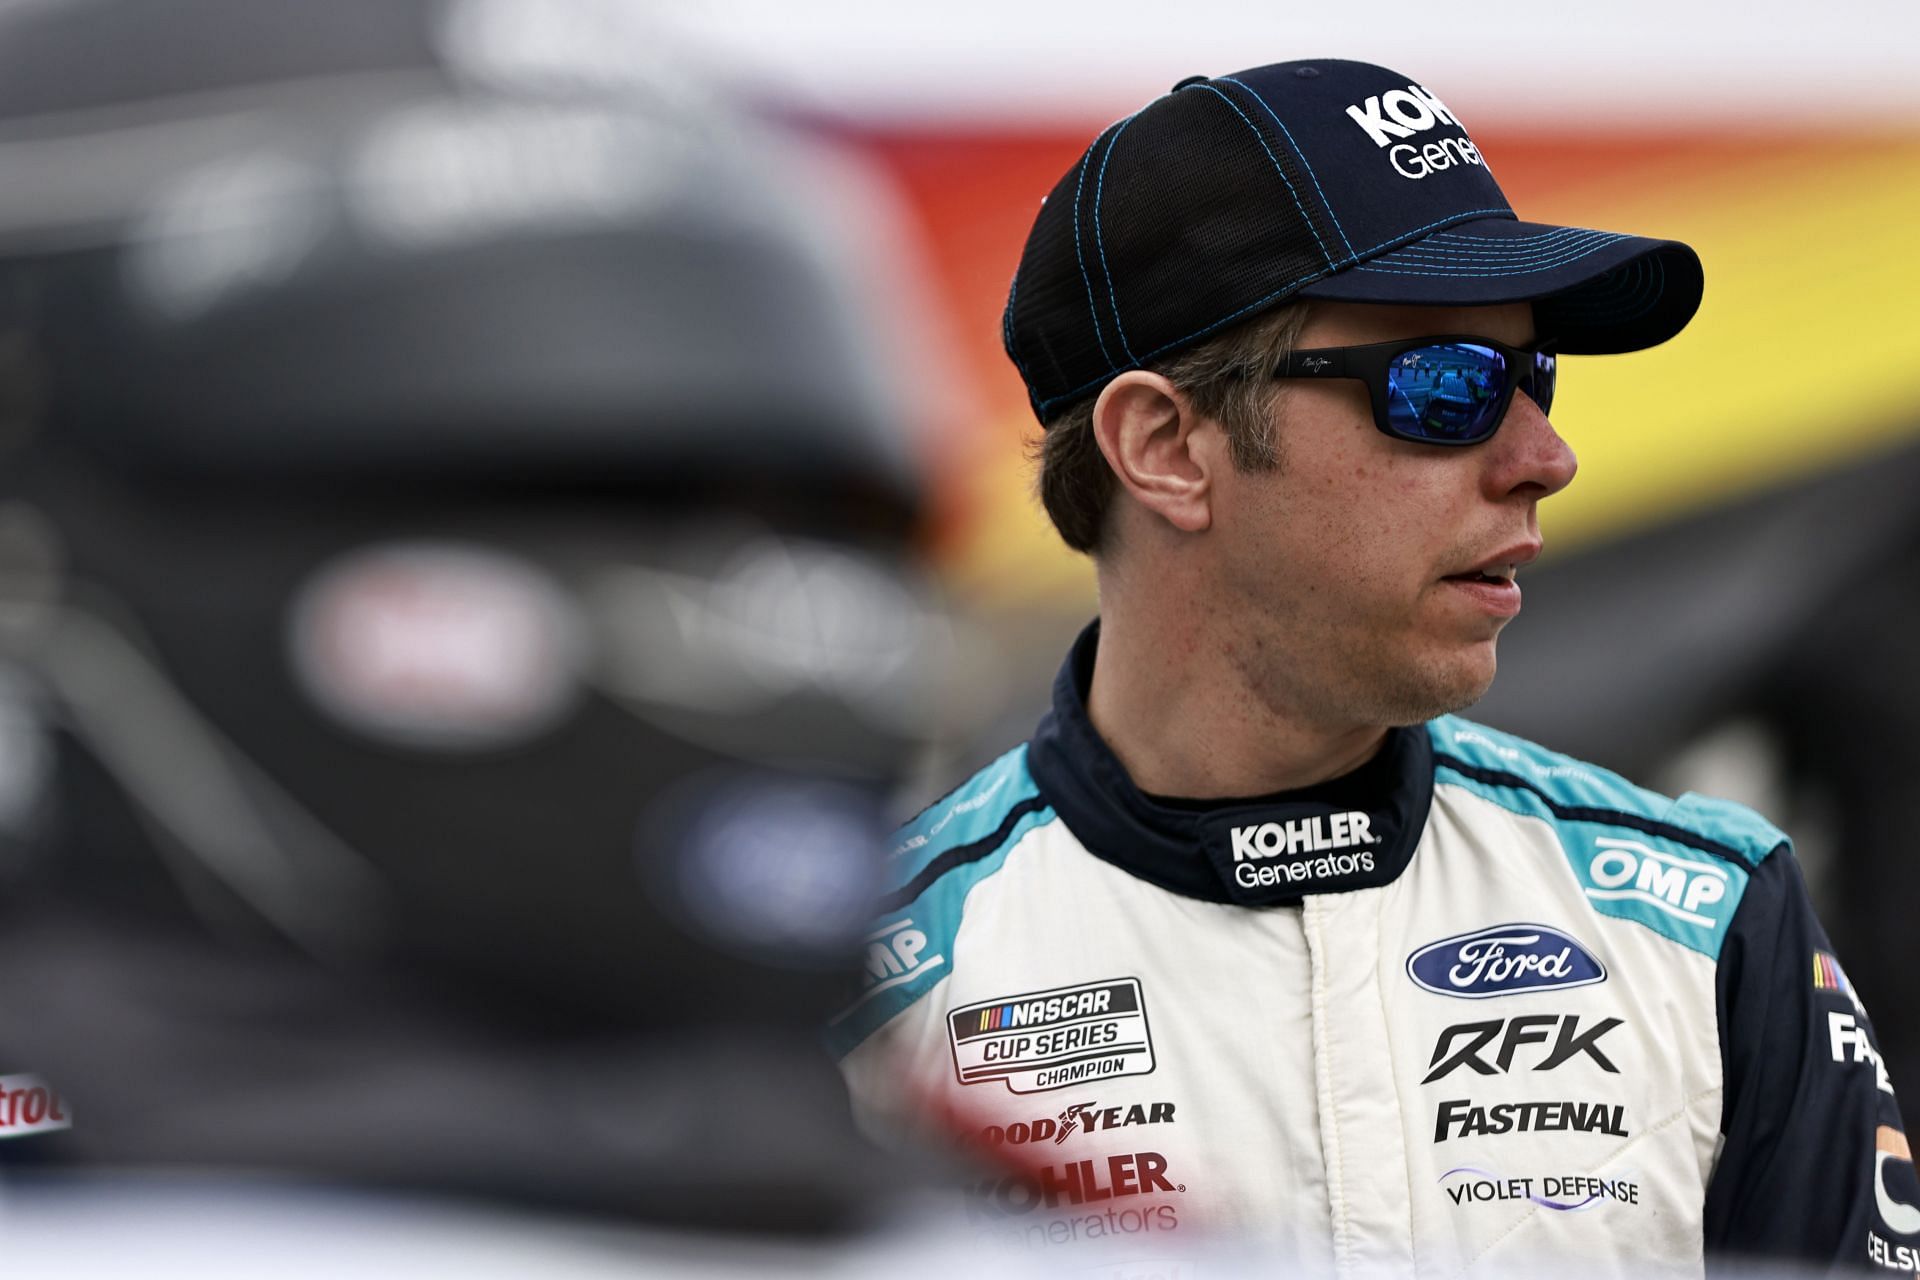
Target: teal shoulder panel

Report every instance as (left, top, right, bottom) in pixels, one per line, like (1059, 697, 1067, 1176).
(888, 744, 1042, 888)
(1428, 716, 1789, 959)
(825, 745, 1056, 1056)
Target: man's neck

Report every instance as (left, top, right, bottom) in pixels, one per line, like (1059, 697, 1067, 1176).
(1083, 602, 1388, 800)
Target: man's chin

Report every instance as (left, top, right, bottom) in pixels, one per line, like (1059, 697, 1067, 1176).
(1375, 645, 1498, 726)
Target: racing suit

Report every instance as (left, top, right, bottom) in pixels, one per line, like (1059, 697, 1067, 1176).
(833, 624, 1920, 1275)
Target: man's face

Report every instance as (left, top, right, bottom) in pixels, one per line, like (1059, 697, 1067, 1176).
(1204, 300, 1577, 730)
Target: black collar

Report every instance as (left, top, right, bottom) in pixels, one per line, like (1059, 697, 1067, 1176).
(1026, 621, 1433, 906)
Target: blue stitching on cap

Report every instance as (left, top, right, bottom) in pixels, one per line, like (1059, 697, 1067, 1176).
(1375, 243, 1619, 267)
(1380, 230, 1617, 262)
(1035, 206, 1509, 412)
(1031, 205, 1516, 414)
(1070, 131, 1119, 372)
(1396, 228, 1602, 253)
(1218, 75, 1356, 262)
(1093, 112, 1141, 363)
(1373, 233, 1629, 268)
(1349, 207, 1515, 260)
(1432, 227, 1603, 242)
(1352, 238, 1630, 278)
(1186, 83, 1330, 264)
(1430, 231, 1572, 242)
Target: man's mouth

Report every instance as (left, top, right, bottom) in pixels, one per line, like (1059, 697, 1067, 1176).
(1444, 565, 1518, 587)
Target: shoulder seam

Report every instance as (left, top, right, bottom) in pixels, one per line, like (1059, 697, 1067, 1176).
(1434, 752, 1764, 866)
(895, 747, 1017, 833)
(878, 795, 1053, 916)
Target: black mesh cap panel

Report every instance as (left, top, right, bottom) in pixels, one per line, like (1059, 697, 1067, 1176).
(1102, 88, 1333, 378)
(1003, 136, 1118, 417)
(1006, 86, 1340, 419)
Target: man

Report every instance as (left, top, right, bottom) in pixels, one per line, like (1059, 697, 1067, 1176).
(832, 59, 1920, 1274)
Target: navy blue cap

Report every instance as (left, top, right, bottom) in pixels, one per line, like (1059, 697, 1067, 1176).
(1004, 58, 1704, 421)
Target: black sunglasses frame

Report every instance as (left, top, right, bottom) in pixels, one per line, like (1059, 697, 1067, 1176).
(1273, 335, 1556, 446)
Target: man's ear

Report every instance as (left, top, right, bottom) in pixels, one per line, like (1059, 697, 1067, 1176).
(1091, 371, 1217, 535)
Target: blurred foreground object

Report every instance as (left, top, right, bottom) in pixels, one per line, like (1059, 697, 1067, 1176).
(0, 0, 956, 1248)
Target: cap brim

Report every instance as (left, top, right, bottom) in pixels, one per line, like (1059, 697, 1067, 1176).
(1294, 218, 1703, 355)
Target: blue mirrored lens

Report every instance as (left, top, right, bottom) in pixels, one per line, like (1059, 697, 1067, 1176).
(1386, 343, 1507, 442)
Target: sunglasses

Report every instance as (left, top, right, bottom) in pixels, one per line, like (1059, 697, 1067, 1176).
(1273, 336, 1555, 446)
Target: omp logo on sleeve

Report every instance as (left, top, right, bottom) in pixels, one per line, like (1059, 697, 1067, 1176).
(949, 978, 1155, 1094)
(1407, 923, 1607, 1000)
(827, 917, 943, 1028)
(1584, 837, 1730, 925)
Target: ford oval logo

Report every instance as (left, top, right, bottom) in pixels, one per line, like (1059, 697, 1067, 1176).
(1407, 923, 1606, 999)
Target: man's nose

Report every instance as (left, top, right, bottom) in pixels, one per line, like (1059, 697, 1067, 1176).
(1485, 390, 1578, 502)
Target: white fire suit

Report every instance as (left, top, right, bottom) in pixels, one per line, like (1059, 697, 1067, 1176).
(831, 624, 1920, 1275)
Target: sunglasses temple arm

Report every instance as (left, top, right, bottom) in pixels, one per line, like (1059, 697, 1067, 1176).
(1280, 350, 1349, 379)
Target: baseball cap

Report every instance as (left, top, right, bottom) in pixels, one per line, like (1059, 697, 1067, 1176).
(1005, 58, 1704, 421)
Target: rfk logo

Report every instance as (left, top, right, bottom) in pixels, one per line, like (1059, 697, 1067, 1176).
(1424, 1015, 1623, 1083)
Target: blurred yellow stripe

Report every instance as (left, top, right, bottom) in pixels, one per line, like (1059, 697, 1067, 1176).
(1540, 136, 1920, 547)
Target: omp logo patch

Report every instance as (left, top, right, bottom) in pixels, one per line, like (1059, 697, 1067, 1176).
(1585, 837, 1730, 925)
(827, 917, 943, 1028)
(949, 978, 1155, 1094)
